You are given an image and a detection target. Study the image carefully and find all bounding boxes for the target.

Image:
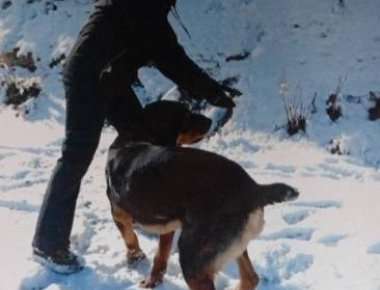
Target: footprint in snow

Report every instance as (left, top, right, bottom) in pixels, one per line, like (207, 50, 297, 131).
(367, 242, 380, 255)
(0, 199, 39, 212)
(282, 209, 314, 225)
(0, 145, 58, 157)
(318, 163, 361, 179)
(0, 177, 48, 192)
(265, 163, 296, 174)
(257, 244, 314, 285)
(260, 228, 315, 241)
(318, 234, 347, 247)
(0, 152, 15, 161)
(20, 262, 135, 290)
(292, 200, 342, 209)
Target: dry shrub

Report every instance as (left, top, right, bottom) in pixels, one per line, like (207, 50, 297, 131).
(368, 91, 380, 121)
(327, 139, 350, 155)
(49, 53, 66, 68)
(326, 94, 342, 121)
(2, 1, 12, 10)
(0, 47, 37, 72)
(279, 80, 315, 136)
(1, 74, 41, 107)
(326, 77, 345, 122)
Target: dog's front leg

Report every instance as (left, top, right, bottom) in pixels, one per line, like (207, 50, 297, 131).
(140, 231, 174, 288)
(111, 206, 146, 264)
(236, 250, 259, 290)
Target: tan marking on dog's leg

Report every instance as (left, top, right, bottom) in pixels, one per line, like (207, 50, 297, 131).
(138, 219, 181, 235)
(140, 232, 174, 288)
(236, 250, 259, 290)
(111, 206, 146, 264)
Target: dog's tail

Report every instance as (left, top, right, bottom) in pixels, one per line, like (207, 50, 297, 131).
(258, 183, 299, 207)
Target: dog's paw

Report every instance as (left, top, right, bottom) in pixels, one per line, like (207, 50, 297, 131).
(140, 276, 163, 288)
(127, 249, 146, 265)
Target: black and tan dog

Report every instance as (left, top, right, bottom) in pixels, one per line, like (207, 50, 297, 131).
(106, 101, 299, 290)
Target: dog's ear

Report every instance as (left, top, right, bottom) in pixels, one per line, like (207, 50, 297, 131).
(143, 101, 190, 145)
(143, 101, 212, 145)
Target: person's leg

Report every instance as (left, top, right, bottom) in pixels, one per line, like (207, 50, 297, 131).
(32, 3, 120, 270)
(32, 83, 106, 255)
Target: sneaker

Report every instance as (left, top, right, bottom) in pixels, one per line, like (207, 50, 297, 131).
(32, 248, 84, 275)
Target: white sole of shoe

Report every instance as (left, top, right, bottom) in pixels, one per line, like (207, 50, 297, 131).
(32, 254, 84, 275)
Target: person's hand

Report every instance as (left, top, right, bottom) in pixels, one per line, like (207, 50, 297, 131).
(208, 85, 242, 108)
(221, 85, 243, 98)
(208, 94, 236, 108)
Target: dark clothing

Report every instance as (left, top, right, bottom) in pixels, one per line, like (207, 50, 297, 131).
(33, 0, 226, 253)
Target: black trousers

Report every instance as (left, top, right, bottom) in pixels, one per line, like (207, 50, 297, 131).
(32, 4, 142, 253)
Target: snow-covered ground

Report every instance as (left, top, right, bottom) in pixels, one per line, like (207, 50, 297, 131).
(1, 0, 379, 290)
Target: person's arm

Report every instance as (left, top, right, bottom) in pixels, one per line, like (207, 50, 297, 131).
(148, 17, 236, 108)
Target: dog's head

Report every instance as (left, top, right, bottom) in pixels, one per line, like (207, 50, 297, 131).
(143, 101, 212, 146)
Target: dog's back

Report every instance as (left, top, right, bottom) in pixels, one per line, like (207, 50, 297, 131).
(107, 141, 296, 226)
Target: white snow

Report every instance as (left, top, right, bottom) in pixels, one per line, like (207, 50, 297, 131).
(1, 0, 380, 290)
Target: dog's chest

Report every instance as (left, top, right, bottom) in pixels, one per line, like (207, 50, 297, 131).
(134, 219, 182, 235)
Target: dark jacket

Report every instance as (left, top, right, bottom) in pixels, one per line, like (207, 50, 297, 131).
(96, 0, 226, 102)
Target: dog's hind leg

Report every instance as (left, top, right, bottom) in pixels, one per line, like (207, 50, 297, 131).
(236, 250, 259, 290)
(178, 225, 217, 290)
(178, 213, 256, 290)
(140, 231, 174, 288)
(185, 272, 216, 290)
(111, 205, 146, 264)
